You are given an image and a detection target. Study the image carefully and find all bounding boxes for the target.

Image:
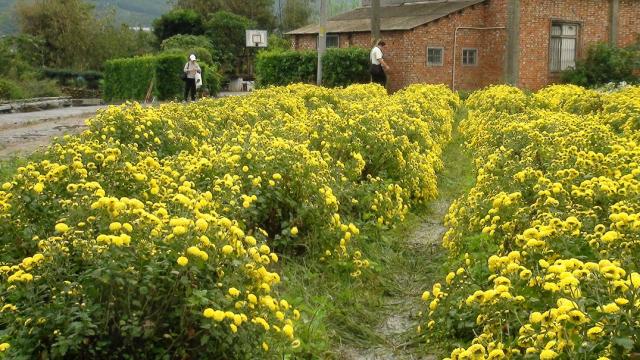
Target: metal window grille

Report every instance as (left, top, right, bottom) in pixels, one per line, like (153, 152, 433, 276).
(462, 48, 477, 66)
(550, 23, 578, 72)
(316, 34, 340, 49)
(427, 47, 444, 66)
(326, 34, 339, 48)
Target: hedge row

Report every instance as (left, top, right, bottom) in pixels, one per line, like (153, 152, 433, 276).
(103, 53, 222, 102)
(255, 47, 370, 88)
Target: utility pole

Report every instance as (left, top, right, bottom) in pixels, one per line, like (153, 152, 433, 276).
(317, 0, 328, 85)
(371, 0, 381, 40)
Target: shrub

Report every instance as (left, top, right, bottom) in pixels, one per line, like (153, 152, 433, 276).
(322, 47, 369, 87)
(161, 34, 214, 54)
(43, 68, 103, 89)
(561, 43, 639, 87)
(0, 78, 25, 100)
(267, 34, 292, 52)
(155, 52, 187, 101)
(255, 50, 316, 87)
(103, 56, 156, 101)
(21, 79, 63, 98)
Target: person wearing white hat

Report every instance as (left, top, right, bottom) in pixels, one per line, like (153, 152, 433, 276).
(183, 54, 201, 102)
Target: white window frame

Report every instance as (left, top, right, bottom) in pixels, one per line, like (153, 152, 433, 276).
(549, 22, 579, 73)
(427, 46, 444, 67)
(462, 48, 478, 66)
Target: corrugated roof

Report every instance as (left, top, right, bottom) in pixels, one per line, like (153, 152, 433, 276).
(286, 0, 486, 35)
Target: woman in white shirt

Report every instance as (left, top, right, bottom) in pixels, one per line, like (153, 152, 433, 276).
(370, 39, 390, 87)
(183, 54, 201, 102)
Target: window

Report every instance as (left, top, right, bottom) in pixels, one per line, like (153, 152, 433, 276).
(550, 23, 578, 72)
(318, 34, 340, 49)
(327, 34, 339, 48)
(427, 47, 444, 66)
(462, 48, 478, 66)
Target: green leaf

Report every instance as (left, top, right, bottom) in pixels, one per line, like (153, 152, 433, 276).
(614, 337, 635, 350)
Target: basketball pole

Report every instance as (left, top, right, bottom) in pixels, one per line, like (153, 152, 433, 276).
(317, 0, 328, 85)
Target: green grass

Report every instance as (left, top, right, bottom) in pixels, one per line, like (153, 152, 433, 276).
(438, 107, 475, 200)
(0, 157, 28, 182)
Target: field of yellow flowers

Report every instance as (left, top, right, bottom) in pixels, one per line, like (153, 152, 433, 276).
(0, 83, 459, 358)
(421, 84, 640, 359)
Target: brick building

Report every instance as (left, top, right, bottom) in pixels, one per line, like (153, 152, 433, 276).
(286, 0, 640, 91)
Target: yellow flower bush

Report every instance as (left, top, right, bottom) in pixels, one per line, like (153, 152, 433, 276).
(421, 85, 640, 359)
(0, 83, 458, 358)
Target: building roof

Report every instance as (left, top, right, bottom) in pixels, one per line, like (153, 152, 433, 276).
(286, 0, 486, 35)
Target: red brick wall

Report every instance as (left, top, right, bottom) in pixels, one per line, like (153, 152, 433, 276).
(294, 35, 316, 50)
(518, 0, 610, 90)
(618, 0, 640, 46)
(382, 0, 509, 91)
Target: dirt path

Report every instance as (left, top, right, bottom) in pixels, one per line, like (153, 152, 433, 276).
(338, 198, 450, 360)
(337, 108, 473, 360)
(0, 116, 88, 159)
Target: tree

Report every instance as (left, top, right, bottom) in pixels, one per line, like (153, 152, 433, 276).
(174, 0, 275, 29)
(266, 34, 291, 52)
(161, 34, 214, 64)
(205, 10, 254, 75)
(280, 0, 311, 32)
(17, 0, 95, 69)
(17, 0, 156, 70)
(152, 9, 204, 43)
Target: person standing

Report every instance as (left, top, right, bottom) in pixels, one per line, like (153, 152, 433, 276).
(183, 54, 201, 102)
(370, 39, 390, 87)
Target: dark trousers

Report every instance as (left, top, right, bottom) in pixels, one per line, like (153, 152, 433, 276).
(184, 78, 196, 101)
(370, 65, 386, 87)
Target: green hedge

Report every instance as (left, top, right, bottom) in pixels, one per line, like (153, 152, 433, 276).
(255, 47, 370, 88)
(103, 53, 222, 102)
(323, 47, 370, 87)
(103, 56, 156, 101)
(255, 50, 316, 87)
(155, 53, 185, 101)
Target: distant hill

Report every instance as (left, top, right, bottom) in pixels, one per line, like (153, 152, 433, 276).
(0, 0, 171, 35)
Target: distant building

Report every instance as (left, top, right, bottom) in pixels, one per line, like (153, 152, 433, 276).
(287, 0, 640, 91)
(129, 26, 153, 32)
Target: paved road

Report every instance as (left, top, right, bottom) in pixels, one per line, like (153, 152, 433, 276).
(0, 105, 106, 131)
